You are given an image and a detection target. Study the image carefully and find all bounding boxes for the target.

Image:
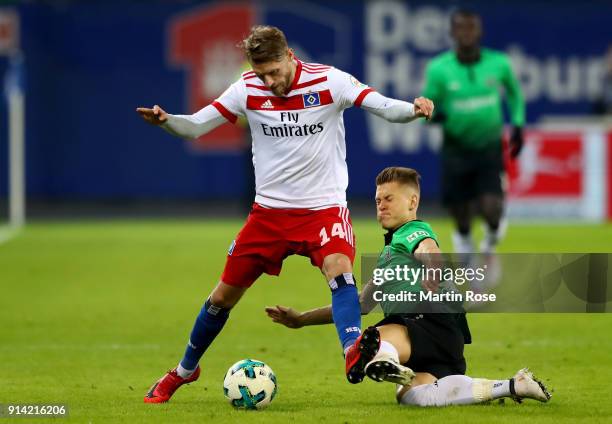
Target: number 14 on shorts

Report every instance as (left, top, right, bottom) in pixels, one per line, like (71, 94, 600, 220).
(319, 223, 349, 246)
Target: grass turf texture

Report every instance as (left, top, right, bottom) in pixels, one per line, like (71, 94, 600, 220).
(1, 219, 611, 423)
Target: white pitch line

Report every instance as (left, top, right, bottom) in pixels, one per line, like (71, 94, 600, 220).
(0, 225, 20, 245)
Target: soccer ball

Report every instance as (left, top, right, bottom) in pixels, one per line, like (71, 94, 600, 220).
(223, 359, 277, 410)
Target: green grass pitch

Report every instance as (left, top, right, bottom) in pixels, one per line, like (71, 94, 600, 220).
(1, 219, 611, 423)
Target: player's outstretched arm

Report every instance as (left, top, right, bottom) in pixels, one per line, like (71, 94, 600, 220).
(265, 305, 332, 328)
(265, 281, 376, 328)
(359, 91, 434, 123)
(136, 103, 227, 139)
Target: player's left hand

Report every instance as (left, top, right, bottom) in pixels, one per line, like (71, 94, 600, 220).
(265, 305, 304, 329)
(413, 97, 434, 120)
(509, 126, 524, 158)
(136, 104, 168, 126)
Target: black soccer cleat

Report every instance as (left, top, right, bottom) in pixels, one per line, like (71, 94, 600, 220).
(345, 326, 381, 384)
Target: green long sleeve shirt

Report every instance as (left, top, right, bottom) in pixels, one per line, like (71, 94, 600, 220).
(423, 48, 525, 150)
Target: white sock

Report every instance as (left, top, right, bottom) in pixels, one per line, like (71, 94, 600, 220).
(452, 231, 474, 254)
(399, 375, 512, 407)
(491, 379, 512, 398)
(377, 341, 399, 362)
(176, 363, 196, 379)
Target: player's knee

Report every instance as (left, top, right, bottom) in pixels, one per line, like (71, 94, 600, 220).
(209, 294, 234, 309)
(397, 384, 431, 406)
(321, 253, 352, 281)
(210, 281, 247, 309)
(480, 194, 503, 216)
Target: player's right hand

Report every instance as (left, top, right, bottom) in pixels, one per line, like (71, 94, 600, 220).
(265, 305, 304, 329)
(136, 105, 168, 126)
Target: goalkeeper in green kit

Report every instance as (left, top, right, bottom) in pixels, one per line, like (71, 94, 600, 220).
(422, 9, 525, 254)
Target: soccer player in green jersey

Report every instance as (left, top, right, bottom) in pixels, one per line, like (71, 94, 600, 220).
(266, 167, 551, 406)
(422, 9, 526, 254)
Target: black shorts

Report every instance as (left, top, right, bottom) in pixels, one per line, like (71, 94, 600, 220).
(375, 314, 467, 379)
(441, 145, 505, 207)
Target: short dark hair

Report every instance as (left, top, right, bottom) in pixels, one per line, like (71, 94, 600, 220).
(238, 25, 289, 64)
(450, 8, 480, 26)
(375, 167, 421, 192)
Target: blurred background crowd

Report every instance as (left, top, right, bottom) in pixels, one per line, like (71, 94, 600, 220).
(0, 0, 611, 223)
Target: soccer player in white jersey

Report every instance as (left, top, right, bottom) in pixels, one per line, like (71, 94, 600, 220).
(136, 25, 434, 403)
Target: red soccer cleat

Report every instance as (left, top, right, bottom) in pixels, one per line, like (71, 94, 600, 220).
(144, 366, 201, 403)
(345, 326, 380, 384)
